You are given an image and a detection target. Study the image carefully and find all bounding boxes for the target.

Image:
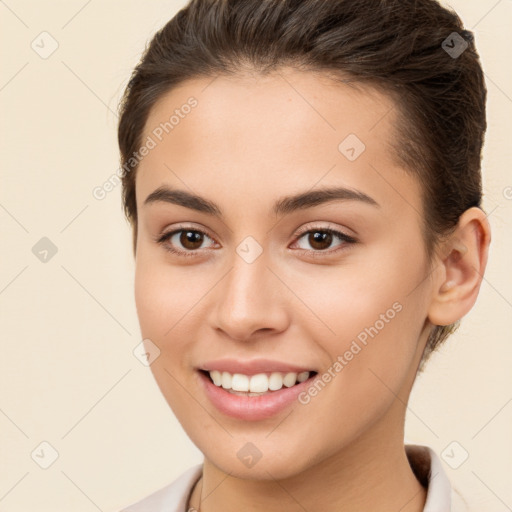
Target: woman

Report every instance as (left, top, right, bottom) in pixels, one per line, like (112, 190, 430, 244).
(117, 0, 491, 510)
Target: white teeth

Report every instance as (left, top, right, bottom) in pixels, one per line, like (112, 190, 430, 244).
(210, 370, 222, 386)
(268, 372, 283, 391)
(249, 373, 268, 393)
(221, 371, 232, 389)
(207, 370, 312, 393)
(282, 372, 297, 387)
(232, 374, 249, 392)
(297, 371, 309, 383)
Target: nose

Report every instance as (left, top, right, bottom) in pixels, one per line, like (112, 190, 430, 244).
(209, 250, 290, 342)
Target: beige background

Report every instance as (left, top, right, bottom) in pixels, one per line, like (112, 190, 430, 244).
(1, 1, 511, 511)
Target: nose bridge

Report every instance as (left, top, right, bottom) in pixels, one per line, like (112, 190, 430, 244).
(210, 240, 288, 340)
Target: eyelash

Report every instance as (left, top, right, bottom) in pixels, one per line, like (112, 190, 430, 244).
(153, 223, 357, 259)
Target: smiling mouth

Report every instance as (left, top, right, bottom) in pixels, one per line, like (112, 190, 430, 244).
(199, 369, 318, 396)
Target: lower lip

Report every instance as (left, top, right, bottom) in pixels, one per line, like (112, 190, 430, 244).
(197, 370, 318, 421)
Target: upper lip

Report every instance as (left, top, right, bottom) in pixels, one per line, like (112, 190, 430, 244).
(198, 358, 316, 376)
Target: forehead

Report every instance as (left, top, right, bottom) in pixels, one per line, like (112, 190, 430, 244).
(142, 69, 397, 158)
(136, 68, 420, 218)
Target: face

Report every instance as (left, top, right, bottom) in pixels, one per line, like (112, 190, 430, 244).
(133, 69, 435, 479)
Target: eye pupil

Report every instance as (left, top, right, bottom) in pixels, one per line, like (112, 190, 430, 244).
(309, 231, 332, 250)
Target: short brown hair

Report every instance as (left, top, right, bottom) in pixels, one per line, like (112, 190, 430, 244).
(117, 0, 487, 370)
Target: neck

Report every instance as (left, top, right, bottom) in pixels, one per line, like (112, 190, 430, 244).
(189, 416, 427, 512)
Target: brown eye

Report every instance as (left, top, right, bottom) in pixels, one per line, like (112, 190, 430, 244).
(307, 231, 334, 251)
(179, 230, 204, 250)
(293, 227, 357, 257)
(156, 226, 217, 257)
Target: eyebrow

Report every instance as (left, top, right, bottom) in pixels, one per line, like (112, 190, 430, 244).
(143, 185, 380, 218)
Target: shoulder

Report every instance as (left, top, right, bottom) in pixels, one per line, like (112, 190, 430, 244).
(119, 463, 203, 512)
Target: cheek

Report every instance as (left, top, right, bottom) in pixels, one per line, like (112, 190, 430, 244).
(294, 241, 428, 389)
(290, 275, 424, 453)
(134, 263, 168, 337)
(134, 255, 214, 377)
(292, 255, 422, 345)
(134, 258, 200, 411)
(134, 254, 197, 336)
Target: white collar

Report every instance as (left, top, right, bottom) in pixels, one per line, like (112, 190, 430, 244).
(406, 444, 469, 511)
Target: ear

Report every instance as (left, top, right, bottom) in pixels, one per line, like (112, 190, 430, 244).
(428, 207, 492, 326)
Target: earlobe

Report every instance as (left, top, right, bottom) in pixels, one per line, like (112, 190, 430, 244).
(427, 207, 491, 326)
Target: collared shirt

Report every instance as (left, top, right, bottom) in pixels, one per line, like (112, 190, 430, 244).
(120, 444, 469, 512)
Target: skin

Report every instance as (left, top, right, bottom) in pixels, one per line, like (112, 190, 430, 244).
(132, 68, 491, 512)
